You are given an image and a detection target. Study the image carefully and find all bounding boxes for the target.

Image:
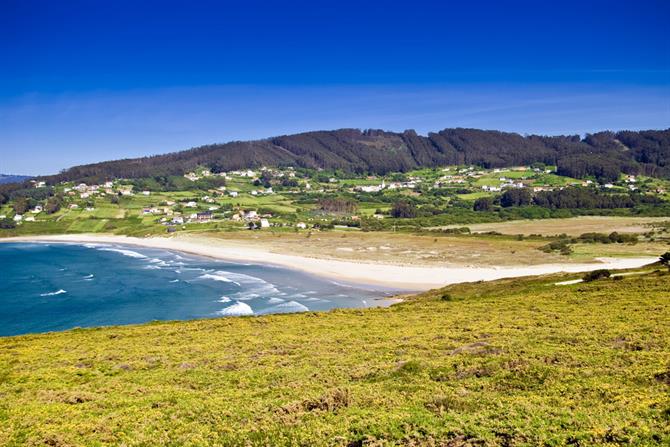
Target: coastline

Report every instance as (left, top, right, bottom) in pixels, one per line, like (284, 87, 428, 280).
(1, 233, 660, 290)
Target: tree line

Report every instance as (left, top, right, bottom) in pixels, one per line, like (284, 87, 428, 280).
(473, 187, 662, 211)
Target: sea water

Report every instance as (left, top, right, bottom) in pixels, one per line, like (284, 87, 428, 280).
(0, 242, 399, 336)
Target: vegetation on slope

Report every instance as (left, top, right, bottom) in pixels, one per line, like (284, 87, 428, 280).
(0, 269, 668, 446)
(0, 128, 668, 194)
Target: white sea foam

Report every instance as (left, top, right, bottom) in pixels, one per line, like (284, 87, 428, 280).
(98, 247, 147, 259)
(147, 258, 172, 267)
(144, 265, 161, 270)
(224, 272, 280, 298)
(270, 300, 309, 313)
(169, 279, 180, 283)
(198, 273, 240, 285)
(218, 301, 253, 316)
(199, 271, 281, 301)
(83, 243, 110, 248)
(83, 274, 94, 279)
(40, 289, 67, 297)
(235, 293, 259, 301)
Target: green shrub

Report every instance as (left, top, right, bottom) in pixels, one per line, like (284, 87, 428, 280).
(583, 269, 611, 282)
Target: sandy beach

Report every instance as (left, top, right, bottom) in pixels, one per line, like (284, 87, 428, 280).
(1, 234, 659, 290)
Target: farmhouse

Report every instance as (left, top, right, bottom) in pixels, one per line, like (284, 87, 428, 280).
(195, 211, 213, 222)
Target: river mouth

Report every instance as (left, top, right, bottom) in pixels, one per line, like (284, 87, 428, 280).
(0, 242, 402, 336)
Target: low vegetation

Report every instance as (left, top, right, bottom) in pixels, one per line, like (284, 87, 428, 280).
(1, 268, 668, 446)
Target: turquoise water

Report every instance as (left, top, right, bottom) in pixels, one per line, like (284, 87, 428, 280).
(0, 242, 398, 336)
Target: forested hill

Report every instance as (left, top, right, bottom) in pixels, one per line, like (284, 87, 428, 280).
(28, 128, 670, 185)
(0, 175, 32, 185)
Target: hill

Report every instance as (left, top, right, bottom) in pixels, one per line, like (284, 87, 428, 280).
(1, 269, 668, 446)
(36, 128, 670, 185)
(0, 175, 32, 185)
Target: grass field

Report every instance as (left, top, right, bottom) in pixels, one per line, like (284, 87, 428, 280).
(197, 230, 667, 267)
(445, 216, 670, 236)
(0, 268, 668, 446)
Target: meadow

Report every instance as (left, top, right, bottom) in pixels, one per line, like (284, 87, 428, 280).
(0, 267, 668, 446)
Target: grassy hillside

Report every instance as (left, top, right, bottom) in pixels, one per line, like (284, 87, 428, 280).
(0, 270, 668, 446)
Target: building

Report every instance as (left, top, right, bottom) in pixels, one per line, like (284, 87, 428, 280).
(259, 218, 270, 228)
(195, 211, 213, 222)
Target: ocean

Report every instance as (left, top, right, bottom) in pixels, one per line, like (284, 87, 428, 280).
(0, 242, 399, 336)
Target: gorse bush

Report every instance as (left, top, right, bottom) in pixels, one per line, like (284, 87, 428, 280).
(583, 269, 611, 282)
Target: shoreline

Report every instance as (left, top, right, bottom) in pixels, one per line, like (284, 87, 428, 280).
(1, 234, 659, 290)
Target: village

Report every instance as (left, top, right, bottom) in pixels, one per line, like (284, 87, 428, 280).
(1, 163, 668, 235)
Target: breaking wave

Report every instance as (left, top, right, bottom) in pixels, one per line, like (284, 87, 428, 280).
(98, 247, 147, 259)
(260, 300, 309, 314)
(218, 301, 253, 316)
(40, 289, 67, 297)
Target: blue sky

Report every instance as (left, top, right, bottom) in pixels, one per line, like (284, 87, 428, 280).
(1, 0, 669, 175)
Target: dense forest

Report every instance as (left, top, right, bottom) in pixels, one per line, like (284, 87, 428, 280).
(2, 128, 669, 194)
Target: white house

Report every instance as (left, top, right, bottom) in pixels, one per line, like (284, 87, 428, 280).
(142, 191, 151, 196)
(229, 191, 238, 198)
(296, 222, 307, 229)
(260, 218, 270, 228)
(13, 214, 23, 222)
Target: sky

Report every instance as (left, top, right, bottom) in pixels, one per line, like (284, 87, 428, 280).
(1, 0, 669, 175)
